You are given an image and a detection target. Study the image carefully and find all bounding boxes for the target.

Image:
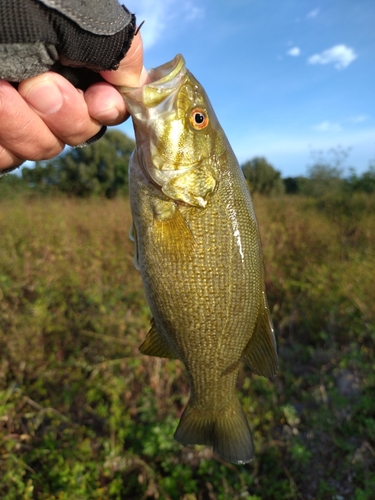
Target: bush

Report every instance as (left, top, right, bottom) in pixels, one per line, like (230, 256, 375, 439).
(242, 157, 285, 196)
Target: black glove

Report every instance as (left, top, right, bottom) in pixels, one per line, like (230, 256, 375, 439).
(0, 0, 136, 90)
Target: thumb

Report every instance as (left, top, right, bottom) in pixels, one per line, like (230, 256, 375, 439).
(100, 31, 150, 87)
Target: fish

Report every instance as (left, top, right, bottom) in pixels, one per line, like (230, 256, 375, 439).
(118, 54, 277, 465)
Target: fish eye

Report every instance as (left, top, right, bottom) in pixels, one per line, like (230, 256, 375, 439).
(190, 108, 209, 130)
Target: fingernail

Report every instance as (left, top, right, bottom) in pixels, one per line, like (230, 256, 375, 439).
(25, 82, 64, 114)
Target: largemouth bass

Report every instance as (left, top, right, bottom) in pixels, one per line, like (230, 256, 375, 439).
(119, 55, 277, 464)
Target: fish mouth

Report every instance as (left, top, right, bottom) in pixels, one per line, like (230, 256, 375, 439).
(117, 54, 187, 110)
(147, 54, 186, 87)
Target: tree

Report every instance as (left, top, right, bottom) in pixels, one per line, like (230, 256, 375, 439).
(241, 157, 285, 196)
(22, 161, 59, 191)
(299, 146, 349, 197)
(22, 130, 135, 197)
(346, 162, 375, 194)
(283, 176, 300, 194)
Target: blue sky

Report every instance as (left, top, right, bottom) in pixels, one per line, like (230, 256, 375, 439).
(119, 0, 375, 177)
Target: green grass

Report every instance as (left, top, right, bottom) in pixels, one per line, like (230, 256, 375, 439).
(0, 195, 374, 499)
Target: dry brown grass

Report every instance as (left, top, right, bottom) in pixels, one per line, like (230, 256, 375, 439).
(0, 194, 374, 499)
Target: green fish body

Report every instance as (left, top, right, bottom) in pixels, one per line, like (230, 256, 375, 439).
(119, 55, 277, 464)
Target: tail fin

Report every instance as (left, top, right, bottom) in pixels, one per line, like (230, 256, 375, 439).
(174, 398, 254, 464)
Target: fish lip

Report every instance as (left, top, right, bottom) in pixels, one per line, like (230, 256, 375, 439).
(117, 56, 189, 154)
(117, 54, 187, 104)
(147, 54, 186, 86)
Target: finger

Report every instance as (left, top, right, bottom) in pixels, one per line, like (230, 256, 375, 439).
(18, 72, 102, 147)
(0, 80, 64, 162)
(101, 31, 150, 87)
(0, 143, 25, 172)
(84, 82, 128, 125)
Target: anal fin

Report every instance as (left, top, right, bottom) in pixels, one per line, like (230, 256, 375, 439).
(139, 318, 178, 359)
(242, 292, 278, 380)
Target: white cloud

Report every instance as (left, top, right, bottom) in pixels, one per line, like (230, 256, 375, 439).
(308, 44, 357, 70)
(307, 8, 320, 19)
(287, 47, 301, 57)
(349, 115, 369, 124)
(124, 0, 205, 49)
(313, 121, 342, 132)
(184, 4, 204, 21)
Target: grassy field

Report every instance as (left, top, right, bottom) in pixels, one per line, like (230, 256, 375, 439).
(0, 194, 374, 499)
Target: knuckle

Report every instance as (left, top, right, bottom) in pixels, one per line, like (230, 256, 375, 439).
(65, 120, 101, 147)
(27, 142, 64, 161)
(0, 145, 23, 170)
(70, 116, 89, 139)
(5, 120, 64, 161)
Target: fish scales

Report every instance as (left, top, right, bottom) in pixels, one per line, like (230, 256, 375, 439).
(119, 55, 278, 464)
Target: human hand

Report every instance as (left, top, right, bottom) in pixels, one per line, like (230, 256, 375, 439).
(0, 32, 149, 173)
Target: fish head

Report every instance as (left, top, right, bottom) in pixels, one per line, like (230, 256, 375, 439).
(118, 55, 221, 208)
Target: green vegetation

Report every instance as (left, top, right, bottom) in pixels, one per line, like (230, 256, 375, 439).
(283, 148, 375, 198)
(0, 189, 374, 499)
(0, 142, 374, 497)
(21, 130, 135, 198)
(242, 157, 285, 196)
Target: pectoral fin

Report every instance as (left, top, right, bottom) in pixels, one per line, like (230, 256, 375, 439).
(152, 202, 195, 258)
(139, 319, 178, 359)
(242, 293, 278, 380)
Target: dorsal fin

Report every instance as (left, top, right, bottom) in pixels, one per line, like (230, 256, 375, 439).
(242, 293, 278, 380)
(139, 319, 178, 359)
